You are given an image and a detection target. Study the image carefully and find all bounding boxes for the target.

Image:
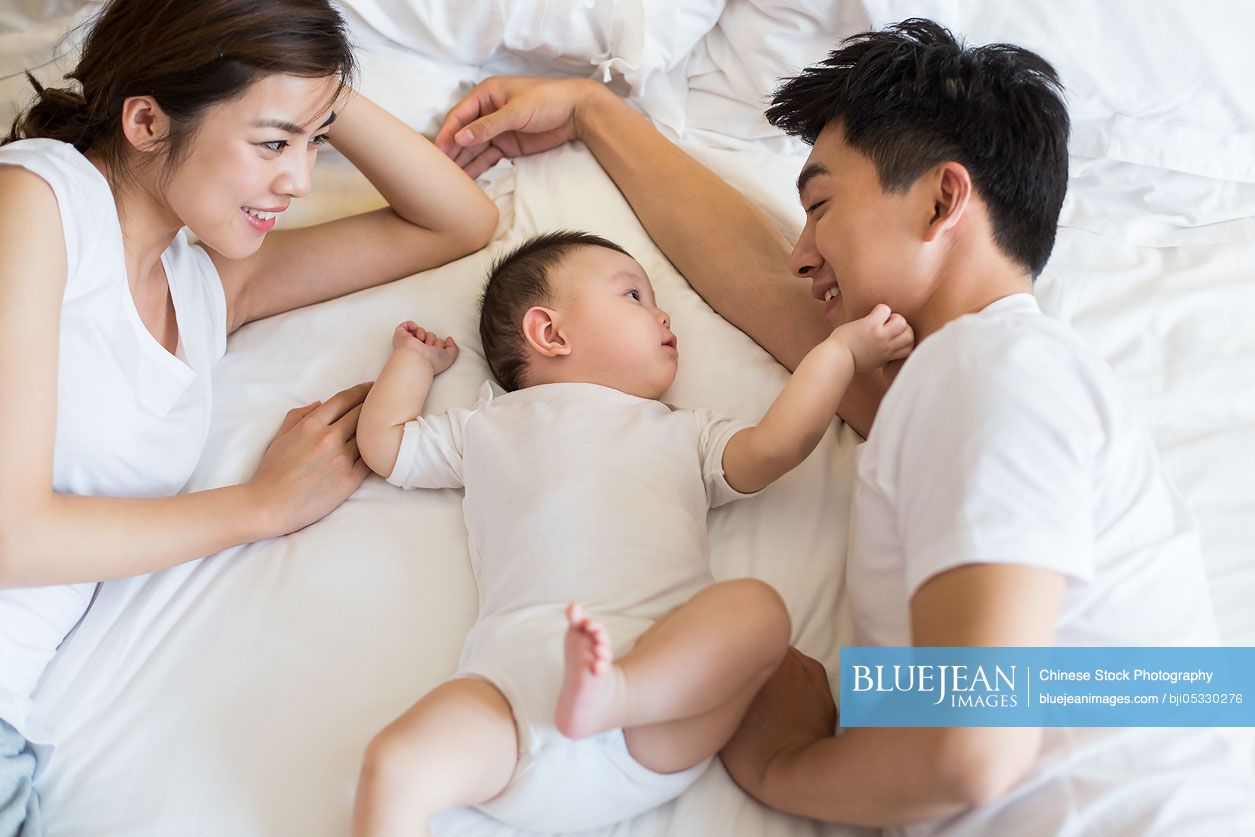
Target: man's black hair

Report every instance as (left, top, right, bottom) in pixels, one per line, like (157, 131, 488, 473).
(480, 230, 633, 392)
(766, 18, 1069, 277)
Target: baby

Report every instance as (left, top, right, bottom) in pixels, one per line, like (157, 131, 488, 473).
(351, 231, 912, 836)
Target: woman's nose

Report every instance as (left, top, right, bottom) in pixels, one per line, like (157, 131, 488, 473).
(276, 147, 314, 198)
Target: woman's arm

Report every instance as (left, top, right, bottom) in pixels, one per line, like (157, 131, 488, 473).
(215, 91, 499, 332)
(0, 167, 369, 589)
(721, 563, 1064, 825)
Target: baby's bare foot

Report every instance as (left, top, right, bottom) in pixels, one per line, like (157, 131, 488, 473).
(555, 603, 624, 739)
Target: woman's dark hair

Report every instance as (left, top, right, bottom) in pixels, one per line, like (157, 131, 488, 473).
(480, 231, 632, 392)
(766, 18, 1069, 277)
(4, 0, 356, 188)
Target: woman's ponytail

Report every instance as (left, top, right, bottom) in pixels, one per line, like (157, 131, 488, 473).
(4, 71, 101, 150)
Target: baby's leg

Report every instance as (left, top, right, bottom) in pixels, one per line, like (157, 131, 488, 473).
(353, 678, 518, 837)
(555, 578, 790, 773)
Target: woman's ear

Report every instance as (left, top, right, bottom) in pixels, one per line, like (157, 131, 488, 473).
(119, 95, 172, 155)
(522, 306, 571, 358)
(923, 161, 972, 242)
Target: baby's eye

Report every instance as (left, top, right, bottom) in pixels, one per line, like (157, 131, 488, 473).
(627, 290, 641, 302)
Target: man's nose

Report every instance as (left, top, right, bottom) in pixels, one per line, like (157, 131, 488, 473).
(789, 227, 823, 277)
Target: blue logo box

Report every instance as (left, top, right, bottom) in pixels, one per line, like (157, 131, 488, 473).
(839, 647, 1255, 727)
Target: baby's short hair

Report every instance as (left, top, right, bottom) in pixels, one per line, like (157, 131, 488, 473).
(479, 230, 632, 392)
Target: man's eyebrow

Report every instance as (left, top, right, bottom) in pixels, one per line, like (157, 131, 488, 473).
(250, 111, 337, 134)
(796, 162, 830, 197)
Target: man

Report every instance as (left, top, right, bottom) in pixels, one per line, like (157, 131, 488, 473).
(435, 19, 1255, 835)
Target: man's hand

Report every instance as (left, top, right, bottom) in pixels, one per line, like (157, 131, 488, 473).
(434, 76, 608, 178)
(721, 647, 838, 799)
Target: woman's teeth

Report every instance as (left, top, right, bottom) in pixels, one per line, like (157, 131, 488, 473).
(824, 287, 840, 302)
(242, 207, 278, 221)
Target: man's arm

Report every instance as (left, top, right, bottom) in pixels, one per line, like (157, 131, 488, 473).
(436, 78, 887, 437)
(722, 562, 1064, 825)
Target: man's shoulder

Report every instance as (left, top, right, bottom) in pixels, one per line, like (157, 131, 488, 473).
(873, 307, 1115, 446)
(911, 306, 1096, 388)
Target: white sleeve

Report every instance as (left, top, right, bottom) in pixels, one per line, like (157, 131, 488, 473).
(693, 407, 760, 509)
(889, 337, 1103, 598)
(385, 384, 493, 490)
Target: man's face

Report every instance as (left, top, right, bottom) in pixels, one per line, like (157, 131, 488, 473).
(789, 124, 935, 326)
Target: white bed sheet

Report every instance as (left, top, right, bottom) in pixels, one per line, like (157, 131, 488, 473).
(2, 2, 1252, 835)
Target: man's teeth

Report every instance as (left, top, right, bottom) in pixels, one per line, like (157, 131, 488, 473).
(823, 287, 840, 302)
(243, 207, 278, 221)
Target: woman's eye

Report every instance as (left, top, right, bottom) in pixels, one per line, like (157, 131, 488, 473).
(261, 140, 288, 153)
(310, 133, 330, 146)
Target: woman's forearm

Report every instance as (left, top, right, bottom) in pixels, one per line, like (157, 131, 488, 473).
(330, 92, 497, 245)
(0, 483, 272, 589)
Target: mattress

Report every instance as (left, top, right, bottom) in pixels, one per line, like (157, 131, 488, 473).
(3, 1, 1252, 835)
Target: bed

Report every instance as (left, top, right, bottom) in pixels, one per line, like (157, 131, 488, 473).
(3, 1, 1253, 835)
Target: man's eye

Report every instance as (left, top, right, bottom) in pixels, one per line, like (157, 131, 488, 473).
(806, 199, 827, 215)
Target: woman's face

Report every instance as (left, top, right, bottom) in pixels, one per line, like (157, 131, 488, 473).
(162, 73, 341, 260)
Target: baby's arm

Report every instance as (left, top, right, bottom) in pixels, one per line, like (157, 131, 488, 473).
(358, 322, 459, 478)
(722, 304, 912, 493)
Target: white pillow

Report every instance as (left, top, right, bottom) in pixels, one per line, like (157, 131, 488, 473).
(339, 0, 725, 95)
(681, 0, 868, 146)
(859, 0, 1255, 183)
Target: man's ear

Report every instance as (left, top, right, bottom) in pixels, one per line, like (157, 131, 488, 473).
(923, 161, 972, 242)
(522, 306, 571, 358)
(119, 95, 172, 155)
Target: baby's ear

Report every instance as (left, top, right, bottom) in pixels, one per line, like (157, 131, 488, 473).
(522, 306, 571, 358)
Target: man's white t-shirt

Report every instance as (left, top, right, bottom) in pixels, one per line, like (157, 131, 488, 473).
(847, 294, 1255, 835)
(0, 139, 227, 748)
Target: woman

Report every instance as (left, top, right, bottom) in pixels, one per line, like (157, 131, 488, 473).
(0, 1, 497, 832)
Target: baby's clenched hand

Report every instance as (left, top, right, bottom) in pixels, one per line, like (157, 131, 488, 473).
(829, 303, 914, 372)
(393, 321, 460, 374)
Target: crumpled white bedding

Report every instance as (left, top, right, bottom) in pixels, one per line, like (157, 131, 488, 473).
(2, 1, 1253, 835)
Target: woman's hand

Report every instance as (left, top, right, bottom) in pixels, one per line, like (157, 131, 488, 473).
(434, 76, 610, 178)
(392, 321, 459, 375)
(248, 382, 373, 535)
